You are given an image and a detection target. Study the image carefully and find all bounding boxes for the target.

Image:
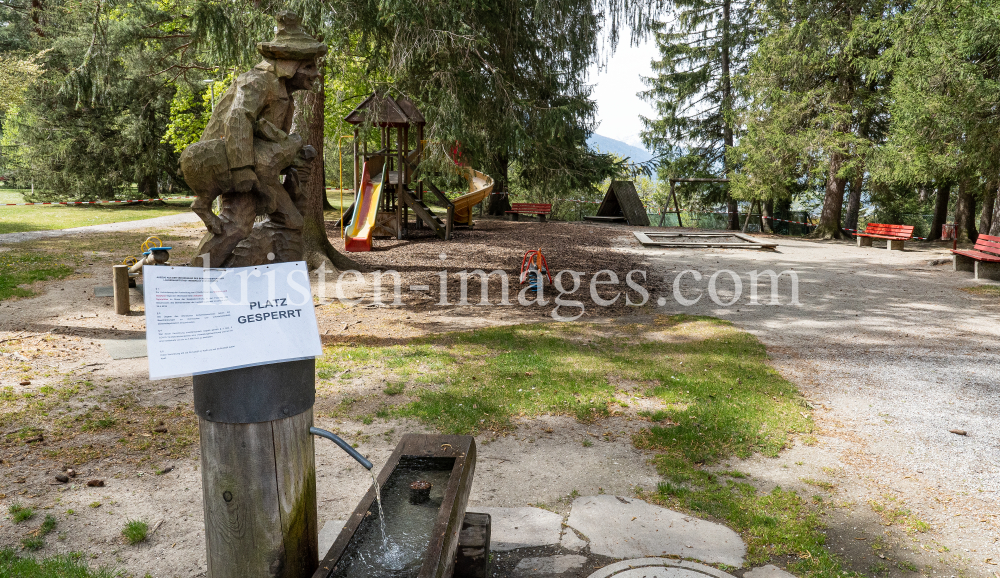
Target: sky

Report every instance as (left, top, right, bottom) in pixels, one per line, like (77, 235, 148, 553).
(587, 36, 660, 149)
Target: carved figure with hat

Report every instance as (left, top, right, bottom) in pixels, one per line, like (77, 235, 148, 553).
(179, 11, 326, 267)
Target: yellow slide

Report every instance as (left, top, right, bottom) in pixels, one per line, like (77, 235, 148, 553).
(344, 161, 387, 252)
(451, 168, 494, 226)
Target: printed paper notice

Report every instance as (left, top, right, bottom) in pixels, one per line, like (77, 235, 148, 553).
(144, 261, 322, 380)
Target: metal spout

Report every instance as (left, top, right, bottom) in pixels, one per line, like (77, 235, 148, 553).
(309, 427, 373, 470)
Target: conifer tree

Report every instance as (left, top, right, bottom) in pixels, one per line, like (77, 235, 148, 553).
(639, 0, 756, 228)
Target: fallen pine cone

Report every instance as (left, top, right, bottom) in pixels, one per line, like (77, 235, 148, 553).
(55, 474, 69, 483)
(19, 380, 30, 386)
(87, 479, 105, 487)
(949, 429, 967, 436)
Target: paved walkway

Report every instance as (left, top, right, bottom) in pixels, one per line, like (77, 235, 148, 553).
(0, 212, 199, 245)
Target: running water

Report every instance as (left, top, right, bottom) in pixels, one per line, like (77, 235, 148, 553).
(370, 471, 405, 568)
(370, 471, 389, 546)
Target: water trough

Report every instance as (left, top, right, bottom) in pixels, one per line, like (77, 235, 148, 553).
(313, 433, 489, 578)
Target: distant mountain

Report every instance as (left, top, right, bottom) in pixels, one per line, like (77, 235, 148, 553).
(587, 134, 654, 164)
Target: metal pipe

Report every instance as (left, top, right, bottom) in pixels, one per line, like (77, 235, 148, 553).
(309, 427, 373, 470)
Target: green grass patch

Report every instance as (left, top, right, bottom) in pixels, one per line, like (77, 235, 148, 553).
(0, 548, 117, 577)
(19, 537, 44, 551)
(121, 519, 149, 545)
(8, 503, 34, 524)
(82, 417, 117, 431)
(0, 250, 73, 301)
(959, 285, 1000, 296)
(383, 381, 406, 396)
(869, 497, 930, 534)
(39, 515, 56, 537)
(646, 456, 846, 575)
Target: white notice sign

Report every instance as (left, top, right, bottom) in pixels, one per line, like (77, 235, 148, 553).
(143, 261, 322, 380)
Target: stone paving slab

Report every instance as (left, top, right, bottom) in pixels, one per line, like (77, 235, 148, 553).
(99, 338, 148, 360)
(514, 554, 587, 575)
(317, 520, 346, 560)
(467, 506, 563, 551)
(94, 284, 143, 297)
(586, 558, 738, 578)
(566, 496, 746, 566)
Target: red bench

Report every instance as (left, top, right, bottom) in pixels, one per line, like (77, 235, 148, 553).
(506, 203, 552, 222)
(953, 233, 1000, 280)
(856, 223, 915, 251)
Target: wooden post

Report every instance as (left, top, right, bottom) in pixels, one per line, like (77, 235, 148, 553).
(194, 359, 318, 578)
(402, 125, 409, 233)
(113, 265, 130, 315)
(353, 128, 359, 196)
(672, 181, 684, 228)
(742, 200, 758, 233)
(396, 126, 404, 239)
(455, 512, 491, 578)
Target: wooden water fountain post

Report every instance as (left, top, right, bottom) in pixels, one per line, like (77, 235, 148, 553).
(193, 361, 318, 578)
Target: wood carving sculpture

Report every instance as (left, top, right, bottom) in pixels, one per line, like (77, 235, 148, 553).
(180, 11, 325, 267)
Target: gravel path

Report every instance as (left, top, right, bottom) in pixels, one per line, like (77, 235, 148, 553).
(0, 211, 199, 245)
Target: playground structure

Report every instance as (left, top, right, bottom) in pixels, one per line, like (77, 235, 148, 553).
(519, 249, 551, 293)
(584, 181, 650, 226)
(340, 93, 494, 251)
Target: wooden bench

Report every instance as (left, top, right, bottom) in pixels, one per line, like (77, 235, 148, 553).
(506, 203, 552, 222)
(856, 223, 915, 251)
(953, 233, 1000, 280)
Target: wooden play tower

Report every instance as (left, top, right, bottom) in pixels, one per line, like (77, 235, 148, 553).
(341, 92, 493, 246)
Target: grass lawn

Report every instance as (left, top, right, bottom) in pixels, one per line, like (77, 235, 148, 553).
(1, 189, 359, 235)
(0, 189, 193, 235)
(318, 316, 851, 576)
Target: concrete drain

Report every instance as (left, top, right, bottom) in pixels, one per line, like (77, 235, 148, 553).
(586, 558, 738, 578)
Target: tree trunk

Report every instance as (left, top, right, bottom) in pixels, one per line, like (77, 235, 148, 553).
(761, 198, 774, 233)
(721, 0, 740, 230)
(990, 184, 1000, 236)
(31, 0, 44, 37)
(291, 68, 360, 273)
(927, 182, 951, 241)
(137, 175, 159, 199)
(954, 179, 977, 243)
(979, 184, 995, 235)
(810, 150, 849, 239)
(488, 152, 512, 216)
(844, 170, 863, 233)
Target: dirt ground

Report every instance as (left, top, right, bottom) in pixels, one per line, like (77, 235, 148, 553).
(0, 216, 998, 578)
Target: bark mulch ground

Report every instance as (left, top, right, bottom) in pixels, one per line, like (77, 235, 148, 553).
(325, 217, 653, 319)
